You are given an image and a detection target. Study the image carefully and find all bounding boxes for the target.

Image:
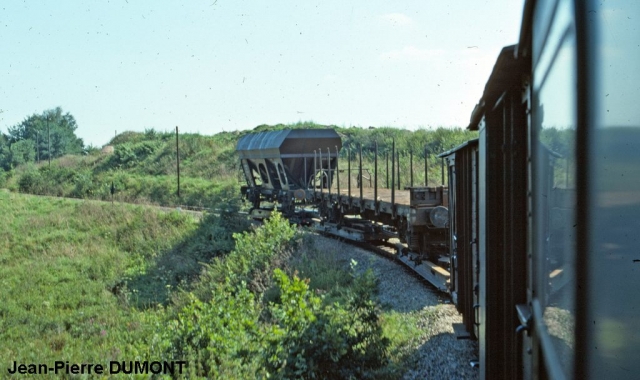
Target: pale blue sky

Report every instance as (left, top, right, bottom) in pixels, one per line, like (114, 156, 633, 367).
(1, 0, 524, 147)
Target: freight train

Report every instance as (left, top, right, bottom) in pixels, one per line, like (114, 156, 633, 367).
(236, 1, 640, 379)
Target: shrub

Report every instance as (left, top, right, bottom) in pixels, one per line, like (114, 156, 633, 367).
(131, 140, 162, 160)
(17, 166, 45, 194)
(157, 212, 298, 377)
(112, 144, 138, 168)
(167, 288, 262, 378)
(198, 211, 297, 291)
(71, 170, 95, 198)
(160, 218, 389, 379)
(264, 267, 389, 379)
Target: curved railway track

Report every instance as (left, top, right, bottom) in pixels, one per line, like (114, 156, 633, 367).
(315, 228, 449, 293)
(304, 233, 478, 379)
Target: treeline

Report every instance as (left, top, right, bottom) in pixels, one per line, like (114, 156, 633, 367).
(255, 121, 476, 157)
(0, 107, 84, 170)
(1, 115, 481, 206)
(2, 110, 571, 193)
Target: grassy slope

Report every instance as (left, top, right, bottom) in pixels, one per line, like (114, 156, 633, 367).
(0, 191, 199, 364)
(2, 130, 243, 208)
(1, 124, 477, 208)
(0, 190, 435, 378)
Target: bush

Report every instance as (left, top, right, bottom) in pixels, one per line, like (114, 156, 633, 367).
(159, 215, 389, 379)
(112, 144, 138, 168)
(167, 288, 262, 378)
(263, 267, 389, 379)
(71, 170, 95, 198)
(17, 166, 45, 194)
(158, 213, 297, 378)
(196, 211, 297, 294)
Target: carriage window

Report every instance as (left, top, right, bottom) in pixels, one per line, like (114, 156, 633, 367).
(587, 2, 640, 378)
(533, 0, 576, 376)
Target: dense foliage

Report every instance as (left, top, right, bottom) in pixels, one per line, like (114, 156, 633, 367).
(162, 213, 389, 379)
(1, 192, 395, 378)
(263, 267, 388, 379)
(0, 107, 83, 170)
(1, 126, 242, 208)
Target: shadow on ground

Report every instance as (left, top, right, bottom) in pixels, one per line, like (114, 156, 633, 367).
(116, 208, 251, 308)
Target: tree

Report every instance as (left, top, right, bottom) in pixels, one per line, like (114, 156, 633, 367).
(0, 135, 37, 171)
(0, 134, 10, 170)
(7, 107, 83, 161)
(9, 139, 36, 169)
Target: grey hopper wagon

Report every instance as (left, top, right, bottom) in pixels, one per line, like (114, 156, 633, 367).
(237, 128, 342, 213)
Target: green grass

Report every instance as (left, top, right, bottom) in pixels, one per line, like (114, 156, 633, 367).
(0, 190, 443, 378)
(0, 191, 198, 367)
(381, 310, 431, 373)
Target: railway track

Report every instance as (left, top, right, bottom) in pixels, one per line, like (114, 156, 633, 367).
(309, 216, 451, 293)
(246, 205, 452, 294)
(319, 232, 450, 293)
(306, 233, 478, 379)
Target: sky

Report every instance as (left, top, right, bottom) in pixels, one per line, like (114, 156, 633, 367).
(1, 0, 525, 147)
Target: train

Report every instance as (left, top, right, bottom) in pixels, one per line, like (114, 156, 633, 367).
(236, 1, 640, 379)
